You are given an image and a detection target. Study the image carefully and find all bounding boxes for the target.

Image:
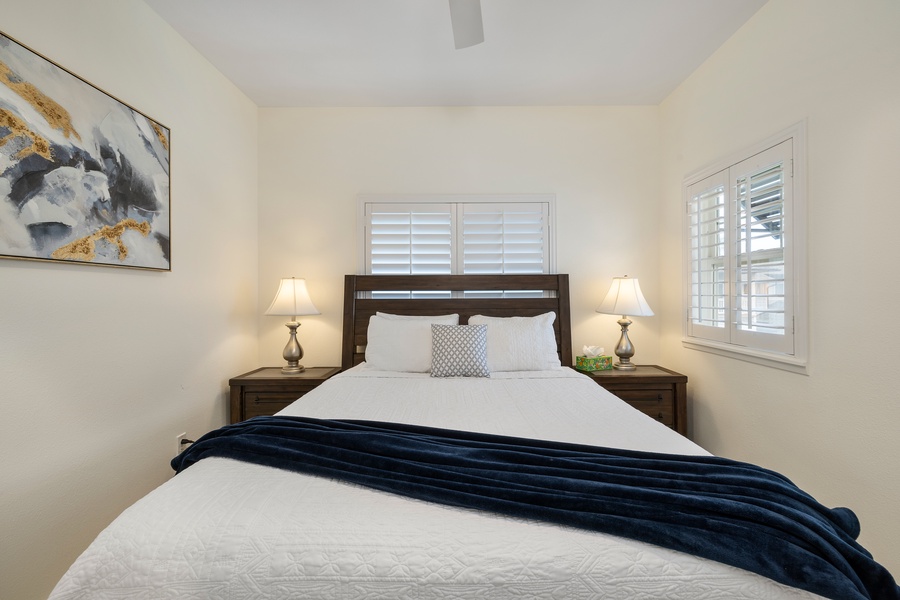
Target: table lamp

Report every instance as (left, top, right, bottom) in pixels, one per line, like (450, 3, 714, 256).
(265, 277, 320, 374)
(596, 276, 654, 371)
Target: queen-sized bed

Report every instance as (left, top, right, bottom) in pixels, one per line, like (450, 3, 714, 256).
(49, 274, 897, 600)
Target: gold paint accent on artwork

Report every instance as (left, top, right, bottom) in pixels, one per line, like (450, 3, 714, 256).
(0, 59, 81, 141)
(151, 121, 169, 151)
(51, 218, 151, 262)
(0, 108, 53, 160)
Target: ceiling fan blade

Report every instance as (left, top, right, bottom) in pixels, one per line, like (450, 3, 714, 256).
(448, 0, 484, 49)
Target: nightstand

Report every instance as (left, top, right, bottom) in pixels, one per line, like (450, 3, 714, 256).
(577, 365, 688, 436)
(229, 367, 341, 423)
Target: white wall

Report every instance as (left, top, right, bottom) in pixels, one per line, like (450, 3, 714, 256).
(258, 106, 663, 370)
(659, 0, 900, 573)
(0, 2, 260, 598)
(6, 1, 898, 596)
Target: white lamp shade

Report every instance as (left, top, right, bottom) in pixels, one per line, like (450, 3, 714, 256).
(596, 276, 654, 317)
(265, 278, 320, 318)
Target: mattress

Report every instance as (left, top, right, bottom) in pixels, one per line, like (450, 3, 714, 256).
(49, 365, 824, 599)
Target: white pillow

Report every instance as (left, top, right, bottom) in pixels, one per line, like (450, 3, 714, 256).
(431, 324, 490, 378)
(365, 313, 459, 372)
(468, 312, 561, 372)
(376, 312, 459, 323)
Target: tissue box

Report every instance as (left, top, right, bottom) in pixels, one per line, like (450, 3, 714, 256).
(575, 355, 612, 371)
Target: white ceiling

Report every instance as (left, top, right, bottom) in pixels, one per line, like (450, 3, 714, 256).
(143, 0, 767, 107)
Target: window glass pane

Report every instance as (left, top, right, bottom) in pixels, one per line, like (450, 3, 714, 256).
(735, 255, 785, 334)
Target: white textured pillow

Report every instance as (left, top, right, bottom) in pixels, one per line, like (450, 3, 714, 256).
(431, 324, 490, 378)
(365, 313, 459, 372)
(468, 312, 561, 372)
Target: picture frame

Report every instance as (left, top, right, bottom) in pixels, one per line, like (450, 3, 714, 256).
(0, 31, 171, 271)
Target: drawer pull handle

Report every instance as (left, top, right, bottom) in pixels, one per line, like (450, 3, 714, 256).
(657, 413, 664, 420)
(657, 394, 663, 400)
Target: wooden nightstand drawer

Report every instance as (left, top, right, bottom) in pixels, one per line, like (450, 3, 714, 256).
(575, 365, 688, 436)
(609, 389, 675, 427)
(243, 391, 308, 419)
(229, 367, 340, 423)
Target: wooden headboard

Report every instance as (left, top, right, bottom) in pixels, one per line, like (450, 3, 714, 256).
(341, 274, 573, 370)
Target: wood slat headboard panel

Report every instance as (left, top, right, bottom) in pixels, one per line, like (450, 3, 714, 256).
(341, 274, 573, 370)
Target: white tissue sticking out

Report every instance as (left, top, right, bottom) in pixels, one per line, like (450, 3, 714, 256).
(583, 345, 605, 357)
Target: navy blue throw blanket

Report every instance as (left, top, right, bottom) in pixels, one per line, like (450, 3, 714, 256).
(172, 416, 899, 600)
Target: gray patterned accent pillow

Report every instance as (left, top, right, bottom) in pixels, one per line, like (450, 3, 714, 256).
(430, 324, 490, 378)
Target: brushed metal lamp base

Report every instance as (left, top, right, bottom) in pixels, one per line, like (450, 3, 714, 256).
(280, 320, 305, 374)
(612, 316, 637, 371)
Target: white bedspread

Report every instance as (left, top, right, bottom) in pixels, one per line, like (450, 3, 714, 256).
(49, 366, 823, 599)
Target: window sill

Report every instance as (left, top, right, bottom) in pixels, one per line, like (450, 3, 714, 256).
(682, 338, 808, 375)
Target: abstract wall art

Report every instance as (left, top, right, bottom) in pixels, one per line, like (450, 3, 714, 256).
(0, 31, 170, 271)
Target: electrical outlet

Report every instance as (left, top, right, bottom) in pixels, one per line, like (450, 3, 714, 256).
(175, 432, 189, 458)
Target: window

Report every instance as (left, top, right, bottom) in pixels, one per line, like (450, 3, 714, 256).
(684, 124, 807, 372)
(358, 195, 554, 298)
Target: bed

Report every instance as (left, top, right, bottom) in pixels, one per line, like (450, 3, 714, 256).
(49, 274, 897, 600)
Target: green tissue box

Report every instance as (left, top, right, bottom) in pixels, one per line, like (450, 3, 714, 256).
(575, 355, 612, 371)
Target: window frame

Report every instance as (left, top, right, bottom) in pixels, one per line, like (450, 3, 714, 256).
(682, 122, 808, 374)
(357, 194, 556, 277)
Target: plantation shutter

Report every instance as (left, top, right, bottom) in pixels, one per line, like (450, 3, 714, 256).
(685, 138, 795, 357)
(461, 203, 550, 275)
(364, 198, 552, 277)
(687, 170, 730, 343)
(731, 140, 793, 354)
(366, 204, 454, 275)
